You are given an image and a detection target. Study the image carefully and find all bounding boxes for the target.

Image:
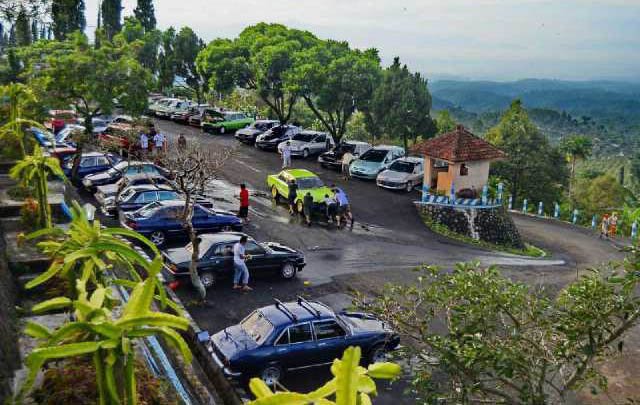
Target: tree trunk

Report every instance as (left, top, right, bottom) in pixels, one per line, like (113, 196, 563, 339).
(84, 113, 94, 136)
(403, 134, 408, 153)
(71, 144, 83, 183)
(182, 198, 206, 300)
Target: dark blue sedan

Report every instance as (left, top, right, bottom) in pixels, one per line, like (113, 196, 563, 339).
(62, 152, 120, 179)
(121, 200, 243, 246)
(208, 298, 400, 385)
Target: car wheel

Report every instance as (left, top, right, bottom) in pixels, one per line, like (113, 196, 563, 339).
(367, 344, 387, 365)
(219, 126, 226, 134)
(280, 262, 297, 280)
(271, 185, 279, 201)
(150, 231, 166, 247)
(260, 365, 283, 386)
(296, 199, 304, 214)
(200, 271, 215, 289)
(302, 149, 309, 158)
(406, 181, 413, 193)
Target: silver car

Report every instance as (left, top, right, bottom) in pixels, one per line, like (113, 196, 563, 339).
(376, 157, 424, 192)
(277, 131, 335, 158)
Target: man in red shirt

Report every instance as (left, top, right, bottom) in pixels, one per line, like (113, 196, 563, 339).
(238, 184, 250, 223)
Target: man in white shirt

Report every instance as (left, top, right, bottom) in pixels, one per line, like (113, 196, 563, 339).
(233, 235, 252, 291)
(153, 131, 165, 156)
(281, 141, 292, 168)
(139, 133, 148, 157)
(342, 150, 354, 180)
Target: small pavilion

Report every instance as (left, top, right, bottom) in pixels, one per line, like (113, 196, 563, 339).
(411, 125, 505, 195)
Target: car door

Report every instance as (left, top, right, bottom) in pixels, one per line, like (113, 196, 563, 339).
(131, 191, 157, 211)
(79, 156, 97, 177)
(202, 243, 234, 277)
(192, 206, 215, 232)
(412, 162, 423, 184)
(276, 173, 289, 198)
(313, 135, 326, 154)
(94, 155, 111, 174)
(244, 241, 269, 272)
(159, 207, 184, 236)
(274, 323, 322, 369)
(312, 319, 349, 364)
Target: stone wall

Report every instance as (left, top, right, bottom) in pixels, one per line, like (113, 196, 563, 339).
(419, 203, 523, 248)
(0, 221, 20, 403)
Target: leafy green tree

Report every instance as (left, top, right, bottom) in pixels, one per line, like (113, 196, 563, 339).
(10, 145, 65, 229)
(117, 16, 160, 73)
(157, 27, 176, 91)
(486, 100, 568, 208)
(435, 110, 457, 134)
(361, 57, 435, 150)
(133, 0, 156, 31)
(357, 258, 640, 404)
(26, 33, 151, 134)
(15, 6, 31, 46)
(174, 26, 208, 103)
(248, 346, 401, 404)
(101, 0, 121, 40)
(288, 40, 381, 142)
(631, 152, 640, 182)
(197, 23, 318, 124)
(574, 174, 626, 214)
(0, 82, 43, 158)
(560, 134, 593, 197)
(51, 0, 86, 40)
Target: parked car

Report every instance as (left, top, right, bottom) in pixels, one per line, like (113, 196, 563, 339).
(161, 100, 195, 119)
(149, 98, 181, 117)
(376, 157, 424, 192)
(349, 145, 405, 180)
(28, 127, 56, 148)
(188, 108, 210, 127)
(267, 169, 334, 213)
(73, 118, 109, 134)
(109, 115, 134, 126)
(103, 184, 212, 217)
(82, 161, 170, 192)
(62, 152, 120, 180)
(45, 110, 76, 133)
(98, 123, 134, 150)
(28, 127, 77, 160)
(95, 173, 173, 205)
(234, 120, 280, 144)
(318, 140, 371, 170)
(202, 110, 254, 134)
(208, 298, 400, 384)
(171, 105, 204, 123)
(121, 200, 242, 246)
(255, 125, 300, 151)
(277, 131, 335, 159)
(162, 232, 305, 288)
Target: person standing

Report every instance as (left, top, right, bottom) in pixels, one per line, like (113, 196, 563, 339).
(152, 129, 165, 157)
(324, 193, 337, 224)
(281, 141, 292, 168)
(303, 192, 314, 226)
(341, 150, 355, 180)
(288, 179, 298, 215)
(333, 186, 353, 228)
(238, 183, 250, 223)
(233, 235, 252, 291)
(609, 212, 618, 239)
(139, 132, 148, 158)
(178, 133, 187, 149)
(600, 214, 609, 239)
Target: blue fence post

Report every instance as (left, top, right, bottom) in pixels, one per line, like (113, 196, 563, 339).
(482, 184, 488, 206)
(508, 195, 513, 210)
(421, 185, 428, 203)
(572, 209, 579, 224)
(591, 214, 597, 229)
(632, 222, 638, 239)
(522, 199, 528, 213)
(497, 182, 503, 204)
(450, 182, 456, 204)
(538, 201, 543, 216)
(554, 202, 560, 218)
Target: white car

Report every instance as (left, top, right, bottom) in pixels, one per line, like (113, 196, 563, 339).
(376, 157, 424, 192)
(277, 131, 335, 158)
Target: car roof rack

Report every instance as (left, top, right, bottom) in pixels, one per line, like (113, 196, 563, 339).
(274, 298, 297, 322)
(297, 296, 321, 317)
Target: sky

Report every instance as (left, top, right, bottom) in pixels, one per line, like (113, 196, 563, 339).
(84, 0, 640, 82)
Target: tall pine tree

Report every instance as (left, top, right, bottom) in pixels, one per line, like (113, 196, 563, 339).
(101, 0, 122, 40)
(15, 7, 31, 47)
(134, 0, 156, 31)
(52, 0, 87, 40)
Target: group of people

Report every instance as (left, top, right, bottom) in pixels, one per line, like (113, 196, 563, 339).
(139, 128, 168, 157)
(600, 212, 619, 239)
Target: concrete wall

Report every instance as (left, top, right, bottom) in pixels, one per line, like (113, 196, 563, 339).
(425, 157, 491, 194)
(0, 221, 20, 404)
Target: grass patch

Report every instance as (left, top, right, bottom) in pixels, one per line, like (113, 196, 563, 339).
(423, 215, 548, 258)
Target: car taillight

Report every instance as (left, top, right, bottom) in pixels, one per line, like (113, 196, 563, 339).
(126, 220, 138, 229)
(223, 357, 230, 367)
(168, 281, 180, 290)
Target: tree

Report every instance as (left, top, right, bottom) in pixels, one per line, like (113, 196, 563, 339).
(486, 100, 568, 208)
(26, 33, 152, 135)
(360, 57, 435, 149)
(174, 26, 208, 103)
(10, 145, 65, 229)
(356, 257, 640, 405)
(574, 175, 626, 214)
(0, 82, 43, 158)
(157, 27, 176, 91)
(133, 0, 155, 31)
(197, 23, 319, 124)
(101, 0, 121, 40)
(51, 0, 86, 40)
(631, 152, 640, 181)
(435, 110, 457, 134)
(117, 16, 160, 73)
(14, 6, 31, 46)
(560, 134, 592, 197)
(288, 40, 381, 143)
(162, 142, 234, 301)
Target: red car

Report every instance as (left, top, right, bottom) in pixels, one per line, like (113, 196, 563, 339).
(98, 123, 142, 156)
(45, 110, 77, 134)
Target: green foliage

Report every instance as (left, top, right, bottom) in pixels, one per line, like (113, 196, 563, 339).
(0, 82, 44, 158)
(15, 6, 32, 46)
(574, 175, 626, 215)
(20, 197, 40, 231)
(435, 110, 457, 135)
(486, 100, 569, 209)
(157, 27, 176, 92)
(117, 17, 161, 74)
(343, 111, 370, 143)
(248, 346, 400, 404)
(101, 0, 121, 40)
(10, 145, 65, 229)
(356, 258, 640, 404)
(51, 0, 86, 40)
(174, 26, 208, 103)
(133, 0, 156, 31)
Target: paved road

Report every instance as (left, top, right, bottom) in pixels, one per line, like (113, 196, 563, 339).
(145, 120, 627, 403)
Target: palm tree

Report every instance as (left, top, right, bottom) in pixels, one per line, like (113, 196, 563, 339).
(0, 83, 44, 158)
(560, 134, 593, 198)
(10, 145, 66, 228)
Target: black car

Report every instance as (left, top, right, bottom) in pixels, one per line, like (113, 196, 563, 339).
(162, 233, 305, 288)
(102, 184, 213, 217)
(235, 120, 280, 144)
(82, 161, 171, 193)
(318, 140, 372, 170)
(255, 125, 300, 151)
(95, 173, 174, 205)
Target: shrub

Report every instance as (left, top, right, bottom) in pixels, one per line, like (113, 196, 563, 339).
(20, 198, 39, 231)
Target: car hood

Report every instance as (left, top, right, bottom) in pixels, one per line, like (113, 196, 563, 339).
(96, 184, 119, 199)
(300, 186, 335, 203)
(351, 160, 382, 172)
(162, 248, 192, 267)
(236, 128, 261, 136)
(377, 170, 411, 182)
(211, 325, 259, 361)
(339, 312, 391, 334)
(85, 171, 114, 183)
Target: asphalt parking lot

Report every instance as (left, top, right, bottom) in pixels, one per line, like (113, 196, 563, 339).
(82, 119, 628, 403)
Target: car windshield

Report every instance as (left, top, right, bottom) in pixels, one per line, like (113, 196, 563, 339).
(296, 176, 324, 189)
(360, 149, 388, 162)
(292, 133, 316, 142)
(136, 202, 162, 217)
(240, 311, 274, 345)
(253, 122, 272, 130)
(389, 161, 416, 173)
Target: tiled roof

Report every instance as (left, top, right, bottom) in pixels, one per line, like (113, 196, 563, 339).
(411, 125, 506, 162)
